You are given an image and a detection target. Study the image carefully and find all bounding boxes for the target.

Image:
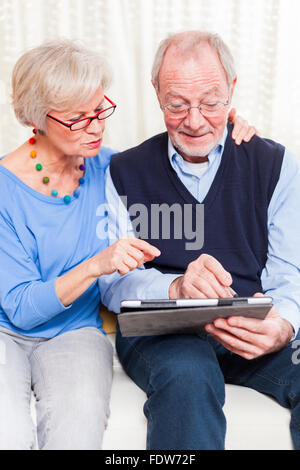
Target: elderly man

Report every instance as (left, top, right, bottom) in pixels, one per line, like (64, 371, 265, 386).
(100, 31, 300, 450)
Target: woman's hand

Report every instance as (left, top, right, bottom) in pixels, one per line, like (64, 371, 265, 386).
(96, 237, 161, 276)
(228, 108, 259, 145)
(56, 237, 160, 307)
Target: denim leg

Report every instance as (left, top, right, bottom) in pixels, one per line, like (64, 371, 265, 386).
(211, 333, 300, 450)
(30, 327, 113, 450)
(116, 328, 226, 450)
(0, 330, 35, 450)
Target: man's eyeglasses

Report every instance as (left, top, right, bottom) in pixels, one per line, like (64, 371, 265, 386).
(161, 97, 229, 119)
(47, 96, 116, 131)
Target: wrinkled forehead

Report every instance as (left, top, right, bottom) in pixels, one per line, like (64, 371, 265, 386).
(158, 43, 228, 96)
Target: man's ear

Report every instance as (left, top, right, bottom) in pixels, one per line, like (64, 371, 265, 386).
(230, 77, 237, 101)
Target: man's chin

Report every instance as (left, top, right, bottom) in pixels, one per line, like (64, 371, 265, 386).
(172, 132, 219, 158)
(174, 140, 215, 159)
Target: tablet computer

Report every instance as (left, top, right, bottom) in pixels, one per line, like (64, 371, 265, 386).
(118, 297, 273, 337)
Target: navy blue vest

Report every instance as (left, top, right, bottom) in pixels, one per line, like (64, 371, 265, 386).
(110, 125, 284, 296)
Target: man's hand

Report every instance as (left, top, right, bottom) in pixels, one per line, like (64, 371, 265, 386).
(205, 293, 294, 360)
(228, 108, 259, 145)
(169, 254, 234, 299)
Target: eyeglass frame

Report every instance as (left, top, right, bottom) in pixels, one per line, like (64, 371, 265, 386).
(47, 95, 117, 131)
(160, 96, 230, 118)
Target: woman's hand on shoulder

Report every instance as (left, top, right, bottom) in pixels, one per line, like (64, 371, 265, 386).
(96, 237, 161, 276)
(228, 108, 260, 145)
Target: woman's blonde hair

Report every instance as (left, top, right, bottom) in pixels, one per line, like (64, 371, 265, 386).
(12, 39, 112, 131)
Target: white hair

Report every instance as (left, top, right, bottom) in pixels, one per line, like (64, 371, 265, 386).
(12, 39, 112, 131)
(151, 31, 236, 89)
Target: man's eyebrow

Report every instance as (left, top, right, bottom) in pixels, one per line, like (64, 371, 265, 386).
(201, 87, 219, 96)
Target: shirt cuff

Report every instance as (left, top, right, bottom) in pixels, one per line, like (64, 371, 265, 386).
(272, 299, 300, 341)
(30, 278, 72, 323)
(139, 273, 180, 300)
(99, 269, 181, 314)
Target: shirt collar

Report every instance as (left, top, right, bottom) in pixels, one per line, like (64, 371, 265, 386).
(168, 126, 228, 169)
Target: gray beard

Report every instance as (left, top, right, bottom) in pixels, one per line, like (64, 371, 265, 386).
(172, 137, 216, 159)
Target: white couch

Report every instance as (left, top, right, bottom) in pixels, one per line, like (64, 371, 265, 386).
(30, 320, 294, 450)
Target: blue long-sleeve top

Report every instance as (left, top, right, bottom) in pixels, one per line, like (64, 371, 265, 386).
(0, 147, 115, 338)
(101, 128, 300, 338)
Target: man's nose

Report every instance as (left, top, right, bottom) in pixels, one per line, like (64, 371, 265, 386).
(184, 107, 206, 130)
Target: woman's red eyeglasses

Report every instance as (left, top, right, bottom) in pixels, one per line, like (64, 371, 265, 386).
(47, 96, 116, 131)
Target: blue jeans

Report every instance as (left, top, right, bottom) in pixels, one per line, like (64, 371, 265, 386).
(116, 326, 300, 450)
(0, 326, 113, 450)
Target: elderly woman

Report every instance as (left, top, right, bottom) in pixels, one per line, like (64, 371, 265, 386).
(0, 40, 161, 450)
(0, 40, 254, 450)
